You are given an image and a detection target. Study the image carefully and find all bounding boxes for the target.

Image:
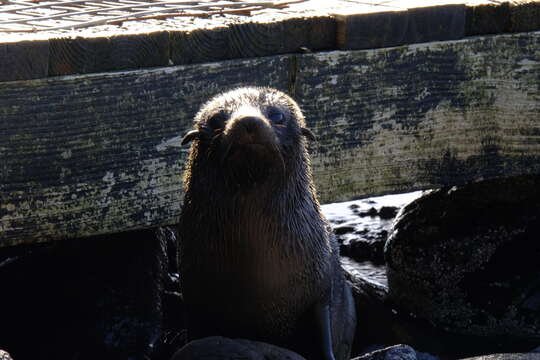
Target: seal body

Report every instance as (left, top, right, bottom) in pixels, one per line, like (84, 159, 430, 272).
(178, 87, 356, 360)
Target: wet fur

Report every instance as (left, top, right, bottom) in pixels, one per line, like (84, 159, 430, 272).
(178, 87, 355, 360)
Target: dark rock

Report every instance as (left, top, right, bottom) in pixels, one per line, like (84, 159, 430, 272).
(357, 206, 398, 220)
(360, 207, 379, 217)
(459, 355, 540, 360)
(346, 262, 539, 359)
(342, 228, 389, 263)
(82, 229, 168, 359)
(415, 351, 439, 360)
(379, 207, 399, 220)
(385, 176, 540, 342)
(170, 336, 306, 360)
(154, 289, 187, 360)
(334, 225, 357, 235)
(0, 227, 174, 360)
(355, 229, 370, 235)
(353, 344, 417, 360)
(348, 239, 385, 264)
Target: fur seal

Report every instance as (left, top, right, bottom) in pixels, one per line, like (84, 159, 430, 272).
(178, 87, 356, 360)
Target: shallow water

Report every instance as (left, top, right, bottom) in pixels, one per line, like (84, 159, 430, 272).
(322, 191, 423, 244)
(340, 257, 388, 289)
(321, 191, 423, 286)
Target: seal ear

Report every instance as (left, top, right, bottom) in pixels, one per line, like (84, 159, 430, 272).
(301, 127, 317, 142)
(181, 130, 200, 146)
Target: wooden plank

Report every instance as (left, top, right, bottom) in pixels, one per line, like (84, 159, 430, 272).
(336, 10, 410, 50)
(169, 16, 336, 65)
(336, 4, 466, 50)
(509, 0, 540, 33)
(49, 32, 169, 76)
(405, 4, 466, 43)
(0, 40, 49, 81)
(466, 2, 511, 36)
(296, 31, 540, 202)
(465, 0, 540, 36)
(170, 27, 230, 65)
(1, 32, 539, 246)
(2, 1, 540, 82)
(0, 55, 292, 247)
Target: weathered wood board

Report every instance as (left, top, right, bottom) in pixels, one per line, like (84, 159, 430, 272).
(0, 56, 292, 246)
(297, 32, 540, 201)
(1, 31, 539, 246)
(1, 1, 540, 82)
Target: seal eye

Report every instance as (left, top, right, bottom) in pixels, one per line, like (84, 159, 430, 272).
(268, 109, 285, 124)
(208, 112, 227, 130)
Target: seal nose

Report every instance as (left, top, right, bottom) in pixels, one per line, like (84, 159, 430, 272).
(225, 115, 273, 146)
(237, 116, 263, 134)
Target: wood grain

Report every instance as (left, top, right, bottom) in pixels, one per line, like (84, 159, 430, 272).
(0, 55, 291, 246)
(466, 2, 511, 36)
(510, 1, 540, 32)
(1, 32, 539, 246)
(3, 1, 540, 82)
(336, 10, 410, 50)
(170, 16, 335, 65)
(170, 27, 230, 65)
(0, 40, 49, 81)
(297, 32, 540, 202)
(337, 4, 466, 50)
(49, 32, 169, 76)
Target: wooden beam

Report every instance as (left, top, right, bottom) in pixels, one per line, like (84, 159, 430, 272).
(2, 1, 540, 82)
(48, 32, 170, 76)
(0, 40, 49, 82)
(1, 32, 539, 246)
(169, 17, 336, 65)
(336, 4, 467, 50)
(0, 55, 292, 246)
(298, 31, 540, 202)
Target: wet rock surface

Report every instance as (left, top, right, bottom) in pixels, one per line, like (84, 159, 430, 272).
(460, 355, 540, 360)
(3, 177, 540, 360)
(385, 176, 540, 342)
(0, 227, 179, 360)
(170, 336, 307, 360)
(352, 344, 417, 360)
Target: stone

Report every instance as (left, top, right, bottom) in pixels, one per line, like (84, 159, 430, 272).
(170, 336, 306, 360)
(460, 354, 540, 360)
(353, 344, 417, 360)
(385, 176, 540, 343)
(0, 228, 173, 359)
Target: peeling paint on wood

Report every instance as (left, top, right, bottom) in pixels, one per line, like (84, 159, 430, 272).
(296, 31, 540, 202)
(0, 55, 291, 246)
(0, 32, 539, 246)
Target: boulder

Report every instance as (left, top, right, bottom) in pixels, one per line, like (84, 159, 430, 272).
(385, 176, 540, 342)
(0, 227, 174, 360)
(170, 336, 306, 360)
(460, 354, 540, 360)
(352, 344, 417, 360)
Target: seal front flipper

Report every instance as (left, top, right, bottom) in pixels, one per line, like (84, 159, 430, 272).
(315, 302, 336, 360)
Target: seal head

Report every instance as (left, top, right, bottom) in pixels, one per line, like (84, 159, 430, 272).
(182, 87, 315, 190)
